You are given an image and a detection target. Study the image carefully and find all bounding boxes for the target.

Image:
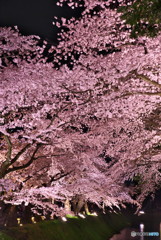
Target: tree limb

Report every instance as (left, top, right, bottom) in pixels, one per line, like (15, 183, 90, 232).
(121, 91, 161, 97)
(3, 135, 12, 163)
(11, 143, 31, 164)
(50, 170, 73, 182)
(134, 71, 161, 89)
(34, 153, 66, 160)
(0, 135, 12, 178)
(5, 144, 42, 175)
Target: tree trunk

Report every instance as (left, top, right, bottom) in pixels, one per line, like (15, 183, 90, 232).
(84, 201, 90, 215)
(64, 199, 71, 213)
(72, 195, 85, 215)
(0, 203, 17, 227)
(0, 162, 10, 179)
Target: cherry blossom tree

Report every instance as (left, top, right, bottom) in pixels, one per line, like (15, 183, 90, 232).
(0, 27, 47, 68)
(0, 0, 161, 218)
(46, 0, 161, 212)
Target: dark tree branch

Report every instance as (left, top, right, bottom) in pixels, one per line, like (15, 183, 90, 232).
(3, 135, 12, 163)
(23, 165, 49, 184)
(134, 71, 161, 89)
(50, 170, 73, 182)
(5, 143, 42, 175)
(121, 91, 161, 97)
(11, 143, 31, 164)
(34, 153, 66, 160)
(0, 134, 12, 178)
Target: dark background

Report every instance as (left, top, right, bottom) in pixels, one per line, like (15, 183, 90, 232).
(0, 0, 82, 44)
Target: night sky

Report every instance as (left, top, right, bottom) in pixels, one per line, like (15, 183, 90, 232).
(0, 0, 81, 44)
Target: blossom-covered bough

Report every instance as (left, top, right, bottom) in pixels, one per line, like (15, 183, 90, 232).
(0, 0, 161, 218)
